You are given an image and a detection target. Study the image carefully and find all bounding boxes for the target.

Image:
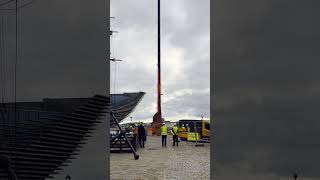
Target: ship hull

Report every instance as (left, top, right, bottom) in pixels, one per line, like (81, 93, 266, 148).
(0, 92, 144, 179)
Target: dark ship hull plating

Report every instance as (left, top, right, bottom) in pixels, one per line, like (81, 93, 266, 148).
(0, 92, 144, 179)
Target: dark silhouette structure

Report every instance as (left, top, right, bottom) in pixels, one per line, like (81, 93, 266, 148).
(65, 174, 71, 180)
(110, 92, 145, 126)
(110, 112, 139, 160)
(0, 95, 109, 179)
(0, 92, 144, 179)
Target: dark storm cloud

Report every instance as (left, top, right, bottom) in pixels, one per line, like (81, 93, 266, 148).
(214, 0, 320, 179)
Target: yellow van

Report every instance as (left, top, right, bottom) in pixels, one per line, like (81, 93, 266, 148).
(178, 119, 210, 141)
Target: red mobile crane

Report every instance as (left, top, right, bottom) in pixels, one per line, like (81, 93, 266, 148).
(152, 0, 163, 135)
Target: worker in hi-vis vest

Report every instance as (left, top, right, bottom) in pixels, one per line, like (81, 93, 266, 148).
(160, 123, 168, 147)
(186, 124, 190, 133)
(172, 123, 179, 146)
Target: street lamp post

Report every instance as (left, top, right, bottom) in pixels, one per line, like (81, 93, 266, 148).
(130, 117, 132, 123)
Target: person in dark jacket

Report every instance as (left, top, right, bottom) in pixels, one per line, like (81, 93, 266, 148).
(138, 122, 147, 148)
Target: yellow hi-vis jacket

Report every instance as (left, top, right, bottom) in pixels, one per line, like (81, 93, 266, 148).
(160, 125, 168, 135)
(172, 126, 178, 135)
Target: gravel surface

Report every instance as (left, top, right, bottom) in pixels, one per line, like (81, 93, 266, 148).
(110, 135, 210, 180)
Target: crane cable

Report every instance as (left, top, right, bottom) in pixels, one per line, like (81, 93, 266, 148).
(1, 16, 7, 129)
(110, 18, 118, 95)
(11, 0, 18, 161)
(1, 16, 5, 103)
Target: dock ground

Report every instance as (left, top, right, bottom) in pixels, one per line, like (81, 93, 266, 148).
(110, 135, 210, 180)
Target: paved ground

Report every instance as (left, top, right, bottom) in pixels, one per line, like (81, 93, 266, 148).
(110, 135, 210, 180)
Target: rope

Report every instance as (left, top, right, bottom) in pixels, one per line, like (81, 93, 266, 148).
(11, 0, 18, 159)
(1, 16, 5, 103)
(110, 34, 114, 94)
(114, 60, 117, 94)
(15, 0, 18, 116)
(110, 18, 118, 95)
(1, 16, 6, 130)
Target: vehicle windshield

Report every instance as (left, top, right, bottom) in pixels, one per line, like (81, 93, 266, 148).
(178, 121, 198, 132)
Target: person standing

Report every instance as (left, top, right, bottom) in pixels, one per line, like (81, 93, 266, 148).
(172, 123, 179, 146)
(138, 122, 146, 148)
(160, 123, 168, 147)
(186, 124, 191, 135)
(134, 124, 139, 135)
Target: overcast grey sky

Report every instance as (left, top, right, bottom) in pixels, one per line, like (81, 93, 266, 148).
(213, 0, 320, 179)
(110, 0, 210, 124)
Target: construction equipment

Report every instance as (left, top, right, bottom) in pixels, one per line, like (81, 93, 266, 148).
(110, 112, 139, 160)
(151, 0, 162, 134)
(178, 119, 210, 142)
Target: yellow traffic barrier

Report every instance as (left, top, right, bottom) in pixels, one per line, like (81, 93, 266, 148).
(187, 132, 200, 141)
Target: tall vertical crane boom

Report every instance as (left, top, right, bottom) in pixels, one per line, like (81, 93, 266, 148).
(152, 0, 162, 134)
(157, 0, 162, 123)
